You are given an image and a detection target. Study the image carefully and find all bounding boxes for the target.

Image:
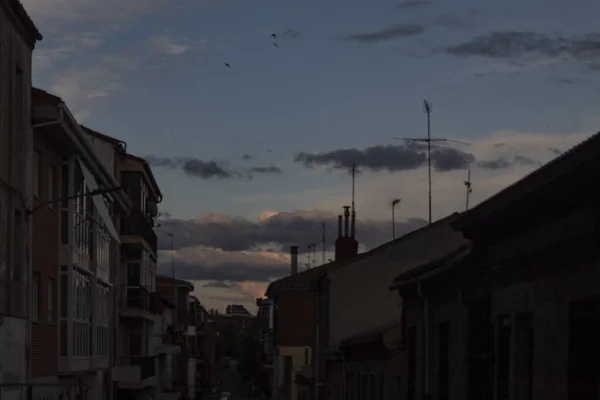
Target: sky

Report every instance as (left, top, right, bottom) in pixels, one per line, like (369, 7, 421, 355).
(23, 0, 600, 312)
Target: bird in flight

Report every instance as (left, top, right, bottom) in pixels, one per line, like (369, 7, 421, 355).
(270, 33, 276, 39)
(273, 43, 279, 48)
(224, 63, 231, 68)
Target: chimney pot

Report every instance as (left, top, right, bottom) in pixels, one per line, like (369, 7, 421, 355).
(290, 246, 299, 275)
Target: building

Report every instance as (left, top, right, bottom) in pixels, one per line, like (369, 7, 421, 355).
(156, 276, 197, 399)
(389, 132, 600, 400)
(225, 305, 251, 316)
(264, 206, 359, 400)
(0, 1, 42, 398)
(325, 214, 466, 400)
(108, 147, 173, 399)
(29, 88, 132, 400)
(194, 303, 216, 400)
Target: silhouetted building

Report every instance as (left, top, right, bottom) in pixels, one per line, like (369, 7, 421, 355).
(390, 132, 600, 400)
(226, 304, 251, 316)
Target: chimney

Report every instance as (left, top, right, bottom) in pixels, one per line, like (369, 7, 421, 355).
(335, 206, 359, 263)
(343, 206, 350, 237)
(350, 209, 356, 238)
(290, 246, 299, 275)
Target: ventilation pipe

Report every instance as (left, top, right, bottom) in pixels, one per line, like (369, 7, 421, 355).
(350, 209, 356, 238)
(343, 206, 350, 237)
(337, 215, 343, 237)
(290, 245, 299, 275)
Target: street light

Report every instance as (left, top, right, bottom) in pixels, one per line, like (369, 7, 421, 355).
(27, 186, 122, 217)
(391, 198, 401, 240)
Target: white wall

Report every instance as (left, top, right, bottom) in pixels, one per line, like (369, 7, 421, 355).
(86, 134, 115, 177)
(0, 317, 27, 400)
(328, 216, 467, 348)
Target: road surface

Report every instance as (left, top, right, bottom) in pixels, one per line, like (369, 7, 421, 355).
(217, 367, 259, 399)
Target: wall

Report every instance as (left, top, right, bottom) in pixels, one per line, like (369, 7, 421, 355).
(328, 217, 465, 348)
(86, 134, 115, 177)
(401, 210, 599, 400)
(0, 317, 27, 400)
(278, 346, 312, 400)
(31, 131, 61, 378)
(275, 291, 316, 347)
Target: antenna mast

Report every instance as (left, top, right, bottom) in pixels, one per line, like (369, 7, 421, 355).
(321, 222, 326, 265)
(394, 99, 469, 224)
(464, 169, 473, 211)
(350, 162, 356, 237)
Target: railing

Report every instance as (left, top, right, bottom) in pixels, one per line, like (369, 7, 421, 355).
(123, 285, 151, 312)
(121, 356, 156, 380)
(121, 211, 158, 253)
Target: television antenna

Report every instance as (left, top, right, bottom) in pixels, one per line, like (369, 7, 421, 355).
(394, 99, 468, 224)
(464, 169, 473, 211)
(391, 198, 401, 239)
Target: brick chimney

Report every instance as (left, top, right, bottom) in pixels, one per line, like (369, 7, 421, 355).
(290, 245, 299, 275)
(334, 206, 358, 262)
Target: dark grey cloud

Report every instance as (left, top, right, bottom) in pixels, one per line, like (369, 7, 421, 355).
(146, 156, 283, 179)
(342, 24, 425, 44)
(156, 210, 427, 253)
(281, 29, 300, 39)
(476, 155, 540, 170)
(158, 259, 288, 283)
(203, 281, 238, 288)
(249, 166, 283, 174)
(445, 31, 600, 69)
(294, 144, 542, 174)
(396, 0, 432, 10)
(242, 153, 253, 160)
(548, 147, 563, 156)
(294, 144, 473, 173)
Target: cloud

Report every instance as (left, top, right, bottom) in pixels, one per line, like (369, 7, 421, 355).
(242, 153, 253, 160)
(341, 24, 425, 44)
(147, 156, 283, 179)
(21, 0, 176, 27)
(158, 246, 290, 282)
(156, 210, 427, 252)
(445, 31, 600, 70)
(249, 166, 283, 174)
(293, 142, 543, 173)
(280, 29, 300, 39)
(396, 0, 432, 10)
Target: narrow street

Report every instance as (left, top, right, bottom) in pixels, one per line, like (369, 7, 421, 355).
(217, 367, 258, 400)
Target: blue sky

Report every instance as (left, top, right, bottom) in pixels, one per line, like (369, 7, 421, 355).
(24, 0, 600, 310)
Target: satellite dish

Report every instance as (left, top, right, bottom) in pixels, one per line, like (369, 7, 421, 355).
(148, 202, 158, 218)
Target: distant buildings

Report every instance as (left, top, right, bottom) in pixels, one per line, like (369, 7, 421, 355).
(226, 304, 251, 316)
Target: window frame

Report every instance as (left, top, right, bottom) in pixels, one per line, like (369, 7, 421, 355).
(32, 271, 40, 321)
(33, 150, 41, 198)
(47, 277, 55, 324)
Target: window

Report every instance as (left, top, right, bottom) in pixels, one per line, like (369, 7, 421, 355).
(407, 326, 417, 400)
(96, 283, 110, 356)
(73, 269, 92, 357)
(32, 272, 40, 321)
(439, 322, 450, 400)
(47, 278, 55, 323)
(33, 151, 41, 197)
(129, 332, 143, 356)
(60, 271, 68, 357)
(13, 209, 23, 282)
(48, 166, 56, 204)
(496, 315, 511, 400)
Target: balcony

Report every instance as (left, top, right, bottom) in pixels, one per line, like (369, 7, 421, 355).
(112, 356, 157, 389)
(121, 211, 158, 253)
(120, 285, 157, 321)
